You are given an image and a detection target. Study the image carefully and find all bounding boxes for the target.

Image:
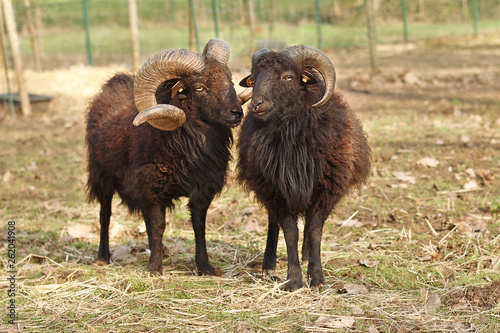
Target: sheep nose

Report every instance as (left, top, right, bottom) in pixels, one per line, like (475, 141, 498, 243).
(231, 108, 243, 119)
(251, 100, 263, 111)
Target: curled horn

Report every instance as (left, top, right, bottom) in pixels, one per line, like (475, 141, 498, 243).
(132, 105, 186, 131)
(203, 38, 230, 65)
(133, 48, 204, 131)
(281, 45, 336, 108)
(237, 88, 253, 105)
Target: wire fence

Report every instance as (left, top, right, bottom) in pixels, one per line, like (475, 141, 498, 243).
(5, 0, 500, 70)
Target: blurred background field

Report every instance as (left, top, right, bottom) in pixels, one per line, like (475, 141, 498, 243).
(5, 0, 500, 69)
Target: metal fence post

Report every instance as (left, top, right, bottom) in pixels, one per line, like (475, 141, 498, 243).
(401, 0, 408, 42)
(315, 0, 322, 49)
(212, 0, 219, 38)
(189, 0, 200, 54)
(472, 0, 479, 36)
(82, 0, 93, 66)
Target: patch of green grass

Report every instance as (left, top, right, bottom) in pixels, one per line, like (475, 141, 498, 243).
(490, 196, 500, 214)
(18, 16, 500, 64)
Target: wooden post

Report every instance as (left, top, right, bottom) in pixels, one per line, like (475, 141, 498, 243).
(247, 0, 257, 52)
(0, 3, 16, 116)
(315, 0, 322, 49)
(163, 0, 171, 18)
(332, 0, 341, 19)
(418, 0, 425, 18)
(24, 0, 41, 72)
(461, 0, 469, 20)
(188, 0, 200, 53)
(2, 0, 31, 116)
(268, 0, 275, 38)
(0, 3, 4, 71)
(35, 4, 44, 57)
(364, 0, 379, 72)
(128, 0, 140, 72)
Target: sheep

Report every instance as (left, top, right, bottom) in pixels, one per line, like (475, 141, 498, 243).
(237, 45, 371, 291)
(86, 39, 245, 276)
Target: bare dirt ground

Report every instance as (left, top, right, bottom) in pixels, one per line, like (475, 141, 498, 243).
(1, 33, 499, 332)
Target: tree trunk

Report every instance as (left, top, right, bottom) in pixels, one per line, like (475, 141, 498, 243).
(24, 0, 41, 72)
(333, 0, 341, 19)
(188, 0, 198, 52)
(2, 0, 31, 116)
(35, 4, 44, 57)
(364, 0, 378, 72)
(129, 0, 140, 72)
(247, 0, 257, 52)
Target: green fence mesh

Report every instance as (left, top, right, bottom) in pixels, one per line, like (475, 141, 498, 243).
(5, 0, 500, 70)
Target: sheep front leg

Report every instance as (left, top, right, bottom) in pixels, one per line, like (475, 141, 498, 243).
(279, 213, 302, 292)
(188, 196, 215, 276)
(262, 209, 280, 274)
(142, 206, 166, 275)
(97, 195, 113, 264)
(304, 206, 331, 289)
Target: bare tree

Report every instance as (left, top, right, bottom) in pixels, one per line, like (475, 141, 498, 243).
(2, 0, 32, 116)
(129, 0, 140, 72)
(364, 0, 378, 72)
(24, 0, 41, 72)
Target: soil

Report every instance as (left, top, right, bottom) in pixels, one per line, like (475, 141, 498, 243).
(445, 280, 500, 309)
(327, 33, 500, 113)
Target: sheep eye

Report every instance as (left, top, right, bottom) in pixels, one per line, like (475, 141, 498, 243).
(283, 75, 293, 82)
(195, 87, 204, 92)
(246, 77, 255, 87)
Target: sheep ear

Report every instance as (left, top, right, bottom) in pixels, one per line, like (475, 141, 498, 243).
(170, 81, 186, 99)
(301, 69, 318, 85)
(239, 75, 254, 87)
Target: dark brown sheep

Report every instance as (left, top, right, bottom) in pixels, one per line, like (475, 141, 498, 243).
(237, 45, 371, 291)
(86, 39, 244, 275)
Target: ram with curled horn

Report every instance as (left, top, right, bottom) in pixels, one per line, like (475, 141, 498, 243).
(237, 45, 372, 291)
(86, 39, 246, 276)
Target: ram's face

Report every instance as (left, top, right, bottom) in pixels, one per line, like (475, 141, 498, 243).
(240, 53, 312, 122)
(152, 60, 243, 127)
(154, 61, 243, 129)
(191, 61, 243, 128)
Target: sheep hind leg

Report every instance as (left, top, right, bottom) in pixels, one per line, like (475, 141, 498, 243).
(142, 206, 166, 275)
(97, 195, 113, 265)
(262, 209, 280, 275)
(188, 197, 215, 276)
(280, 213, 303, 292)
